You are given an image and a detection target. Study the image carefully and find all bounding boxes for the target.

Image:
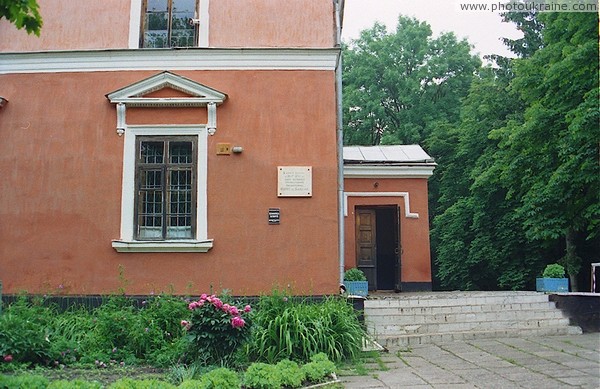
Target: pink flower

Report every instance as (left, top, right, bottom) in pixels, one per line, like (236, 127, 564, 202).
(188, 302, 198, 310)
(212, 298, 223, 309)
(200, 293, 208, 300)
(231, 316, 245, 328)
(244, 305, 252, 313)
(229, 306, 239, 316)
(180, 320, 189, 327)
(222, 303, 230, 312)
(3, 355, 13, 362)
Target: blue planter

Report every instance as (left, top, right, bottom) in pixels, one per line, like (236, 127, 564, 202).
(344, 281, 368, 297)
(536, 277, 569, 292)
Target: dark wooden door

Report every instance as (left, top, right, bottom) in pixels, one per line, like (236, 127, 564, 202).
(356, 209, 376, 290)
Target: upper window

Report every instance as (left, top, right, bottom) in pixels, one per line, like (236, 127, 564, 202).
(141, 0, 199, 48)
(135, 136, 197, 240)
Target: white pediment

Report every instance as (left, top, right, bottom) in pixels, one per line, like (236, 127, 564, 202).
(106, 71, 227, 107)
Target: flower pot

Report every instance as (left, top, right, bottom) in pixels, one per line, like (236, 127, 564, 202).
(344, 280, 368, 297)
(536, 277, 569, 292)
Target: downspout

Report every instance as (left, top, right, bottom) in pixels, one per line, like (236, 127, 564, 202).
(334, 0, 345, 287)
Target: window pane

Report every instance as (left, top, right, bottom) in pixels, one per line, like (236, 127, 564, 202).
(140, 142, 164, 164)
(138, 169, 163, 239)
(171, 0, 195, 47)
(170, 141, 192, 163)
(167, 169, 193, 239)
(173, 0, 195, 13)
(144, 0, 169, 48)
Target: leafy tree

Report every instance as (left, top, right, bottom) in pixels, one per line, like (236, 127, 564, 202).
(0, 0, 42, 36)
(342, 16, 480, 145)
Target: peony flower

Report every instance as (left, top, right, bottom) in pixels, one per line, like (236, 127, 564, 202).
(244, 305, 252, 313)
(180, 320, 189, 327)
(229, 306, 239, 316)
(3, 355, 13, 362)
(222, 303, 230, 312)
(188, 301, 198, 310)
(200, 293, 208, 300)
(212, 298, 223, 309)
(231, 316, 245, 328)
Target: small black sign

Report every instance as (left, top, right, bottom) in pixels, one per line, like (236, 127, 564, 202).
(268, 208, 280, 225)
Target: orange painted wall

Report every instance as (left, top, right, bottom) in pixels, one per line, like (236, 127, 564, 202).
(0, 0, 131, 52)
(343, 178, 432, 285)
(0, 70, 339, 296)
(209, 0, 334, 48)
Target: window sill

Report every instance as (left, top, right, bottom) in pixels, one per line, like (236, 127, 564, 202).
(112, 239, 214, 253)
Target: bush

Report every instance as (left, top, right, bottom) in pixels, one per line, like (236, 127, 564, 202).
(183, 294, 252, 366)
(275, 359, 304, 388)
(0, 297, 55, 366)
(344, 268, 367, 281)
(301, 353, 336, 383)
(243, 363, 281, 389)
(47, 379, 102, 388)
(198, 367, 241, 389)
(108, 378, 176, 389)
(542, 264, 566, 278)
(247, 295, 364, 363)
(0, 374, 49, 389)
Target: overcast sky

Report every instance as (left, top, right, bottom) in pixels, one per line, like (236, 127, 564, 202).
(341, 0, 523, 59)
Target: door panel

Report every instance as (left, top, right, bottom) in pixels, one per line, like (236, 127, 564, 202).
(356, 208, 376, 290)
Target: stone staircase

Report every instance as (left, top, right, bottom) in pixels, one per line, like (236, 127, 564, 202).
(364, 291, 583, 347)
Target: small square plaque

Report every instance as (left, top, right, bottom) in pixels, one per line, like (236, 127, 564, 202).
(277, 166, 312, 197)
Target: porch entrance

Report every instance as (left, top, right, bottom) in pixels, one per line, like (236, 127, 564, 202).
(355, 206, 400, 291)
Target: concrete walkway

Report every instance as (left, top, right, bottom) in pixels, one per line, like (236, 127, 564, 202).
(340, 333, 600, 388)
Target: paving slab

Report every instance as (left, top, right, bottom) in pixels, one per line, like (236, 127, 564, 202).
(338, 333, 600, 388)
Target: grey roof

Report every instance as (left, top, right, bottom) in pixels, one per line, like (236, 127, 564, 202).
(343, 145, 434, 164)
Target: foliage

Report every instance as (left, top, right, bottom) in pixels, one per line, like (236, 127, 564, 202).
(343, 268, 367, 282)
(247, 295, 364, 364)
(0, 297, 55, 366)
(0, 373, 49, 389)
(183, 294, 252, 366)
(108, 378, 176, 389)
(47, 379, 102, 388)
(342, 15, 480, 146)
(274, 359, 305, 388)
(300, 353, 336, 383)
(542, 264, 565, 279)
(243, 363, 282, 389)
(0, 0, 42, 35)
(197, 367, 241, 389)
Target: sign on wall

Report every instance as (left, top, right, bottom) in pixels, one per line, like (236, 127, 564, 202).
(277, 166, 312, 197)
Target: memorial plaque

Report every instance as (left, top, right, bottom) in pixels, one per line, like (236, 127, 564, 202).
(278, 166, 312, 197)
(268, 208, 280, 225)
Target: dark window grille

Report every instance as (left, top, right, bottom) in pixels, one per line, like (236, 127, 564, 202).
(135, 136, 197, 240)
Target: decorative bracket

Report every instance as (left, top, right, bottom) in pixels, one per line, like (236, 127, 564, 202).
(207, 102, 217, 135)
(116, 103, 126, 136)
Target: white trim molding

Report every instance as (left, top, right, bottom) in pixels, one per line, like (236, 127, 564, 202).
(112, 239, 214, 253)
(344, 164, 436, 178)
(344, 192, 419, 219)
(0, 48, 339, 74)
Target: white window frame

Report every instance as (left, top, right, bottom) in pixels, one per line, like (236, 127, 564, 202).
(112, 125, 212, 252)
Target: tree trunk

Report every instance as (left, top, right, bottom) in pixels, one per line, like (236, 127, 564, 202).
(565, 229, 579, 292)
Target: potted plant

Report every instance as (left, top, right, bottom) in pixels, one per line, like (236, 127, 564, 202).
(536, 263, 569, 292)
(343, 268, 368, 297)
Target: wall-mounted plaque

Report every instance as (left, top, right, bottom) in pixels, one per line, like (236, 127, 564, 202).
(268, 208, 280, 224)
(278, 166, 312, 197)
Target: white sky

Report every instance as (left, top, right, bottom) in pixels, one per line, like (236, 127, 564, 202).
(341, 0, 523, 59)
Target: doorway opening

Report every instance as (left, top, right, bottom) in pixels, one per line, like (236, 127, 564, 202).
(355, 206, 400, 291)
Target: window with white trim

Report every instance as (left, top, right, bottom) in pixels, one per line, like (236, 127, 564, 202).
(141, 0, 200, 48)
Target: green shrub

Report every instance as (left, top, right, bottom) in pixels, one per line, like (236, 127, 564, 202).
(275, 359, 304, 388)
(301, 353, 336, 383)
(198, 367, 240, 389)
(247, 296, 364, 363)
(0, 297, 55, 366)
(243, 363, 281, 389)
(0, 374, 49, 389)
(184, 294, 252, 366)
(343, 268, 367, 281)
(178, 380, 204, 389)
(109, 378, 176, 389)
(47, 379, 102, 388)
(542, 264, 566, 278)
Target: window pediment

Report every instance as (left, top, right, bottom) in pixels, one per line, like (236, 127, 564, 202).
(106, 71, 227, 107)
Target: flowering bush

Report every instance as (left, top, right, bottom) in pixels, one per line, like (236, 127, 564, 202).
(183, 294, 252, 365)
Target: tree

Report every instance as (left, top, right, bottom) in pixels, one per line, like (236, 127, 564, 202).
(492, 12, 599, 290)
(0, 0, 42, 36)
(342, 16, 480, 146)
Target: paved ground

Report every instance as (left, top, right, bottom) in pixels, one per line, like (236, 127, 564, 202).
(339, 333, 600, 388)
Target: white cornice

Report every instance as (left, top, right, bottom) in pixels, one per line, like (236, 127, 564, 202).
(344, 164, 436, 179)
(0, 48, 339, 74)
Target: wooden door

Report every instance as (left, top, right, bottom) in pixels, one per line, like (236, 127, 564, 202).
(356, 208, 376, 290)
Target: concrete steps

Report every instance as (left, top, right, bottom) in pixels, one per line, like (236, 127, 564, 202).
(364, 291, 583, 347)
